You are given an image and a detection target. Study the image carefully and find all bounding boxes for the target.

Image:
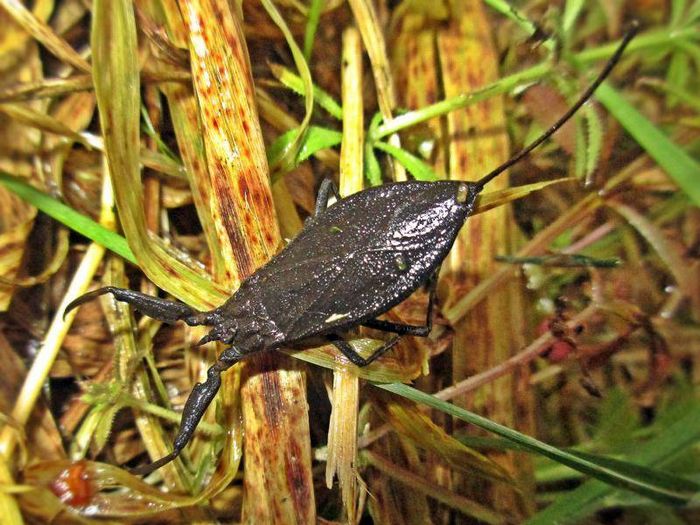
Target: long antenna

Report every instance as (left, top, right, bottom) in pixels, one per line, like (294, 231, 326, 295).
(474, 21, 639, 192)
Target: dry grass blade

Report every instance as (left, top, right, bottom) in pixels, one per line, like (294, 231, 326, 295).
(174, 1, 315, 521)
(431, 1, 530, 517)
(326, 26, 364, 524)
(0, 0, 91, 73)
(348, 0, 406, 181)
(0, 74, 93, 103)
(0, 0, 697, 522)
(92, 0, 225, 310)
(181, 0, 280, 284)
(474, 179, 573, 215)
(0, 102, 90, 147)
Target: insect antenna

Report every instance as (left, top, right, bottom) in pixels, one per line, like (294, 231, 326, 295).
(474, 20, 639, 192)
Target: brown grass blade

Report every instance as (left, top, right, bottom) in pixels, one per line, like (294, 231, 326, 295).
(435, 2, 531, 515)
(348, 0, 406, 181)
(92, 0, 225, 310)
(176, 1, 315, 520)
(326, 26, 364, 524)
(0, 0, 91, 73)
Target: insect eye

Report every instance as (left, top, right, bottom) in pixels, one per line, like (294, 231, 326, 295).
(456, 183, 469, 203)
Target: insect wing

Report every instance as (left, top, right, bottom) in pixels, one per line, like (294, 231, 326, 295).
(242, 181, 472, 341)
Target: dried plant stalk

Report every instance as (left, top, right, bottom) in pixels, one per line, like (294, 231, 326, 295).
(348, 0, 405, 181)
(174, 0, 315, 521)
(436, 1, 531, 516)
(326, 26, 365, 524)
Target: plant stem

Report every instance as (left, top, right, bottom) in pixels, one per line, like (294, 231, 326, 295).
(375, 26, 697, 140)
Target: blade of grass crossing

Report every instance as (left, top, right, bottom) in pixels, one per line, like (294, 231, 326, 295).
(596, 82, 700, 206)
(378, 383, 697, 507)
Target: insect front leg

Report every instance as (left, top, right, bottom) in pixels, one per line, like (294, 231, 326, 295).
(330, 336, 400, 367)
(131, 346, 243, 475)
(63, 286, 211, 325)
(362, 270, 439, 337)
(314, 178, 341, 216)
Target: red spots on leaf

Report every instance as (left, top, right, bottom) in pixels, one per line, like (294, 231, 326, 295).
(213, 160, 226, 176)
(242, 120, 250, 135)
(425, 85, 436, 104)
(49, 461, 95, 507)
(237, 177, 249, 200)
(284, 439, 313, 520)
(213, 176, 255, 275)
(213, 3, 224, 20)
(457, 154, 469, 175)
(252, 189, 268, 210)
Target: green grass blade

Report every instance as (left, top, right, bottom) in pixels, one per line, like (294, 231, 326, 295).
(596, 82, 700, 206)
(526, 403, 700, 523)
(377, 383, 697, 507)
(269, 63, 343, 119)
(374, 141, 438, 181)
(268, 126, 342, 168)
(303, 0, 324, 62)
(0, 173, 136, 264)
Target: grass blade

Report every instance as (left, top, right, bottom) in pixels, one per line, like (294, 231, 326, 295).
(378, 383, 697, 507)
(596, 82, 700, 205)
(0, 173, 135, 264)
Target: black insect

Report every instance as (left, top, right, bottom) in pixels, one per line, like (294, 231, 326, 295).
(64, 26, 637, 475)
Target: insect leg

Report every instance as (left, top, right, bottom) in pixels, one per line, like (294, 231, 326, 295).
(361, 271, 439, 337)
(130, 346, 242, 476)
(63, 286, 211, 325)
(330, 336, 400, 367)
(314, 178, 341, 215)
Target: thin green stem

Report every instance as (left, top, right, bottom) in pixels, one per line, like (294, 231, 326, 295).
(374, 26, 698, 140)
(374, 63, 547, 139)
(303, 0, 324, 62)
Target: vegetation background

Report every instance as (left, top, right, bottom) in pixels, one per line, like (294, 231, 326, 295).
(0, 0, 698, 523)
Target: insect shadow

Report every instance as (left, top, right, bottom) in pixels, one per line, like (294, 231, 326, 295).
(64, 24, 638, 475)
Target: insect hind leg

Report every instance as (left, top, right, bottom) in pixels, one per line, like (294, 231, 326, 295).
(63, 286, 210, 325)
(131, 346, 242, 476)
(331, 336, 400, 367)
(362, 270, 438, 337)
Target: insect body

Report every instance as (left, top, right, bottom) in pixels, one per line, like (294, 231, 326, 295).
(64, 26, 637, 475)
(233, 180, 475, 345)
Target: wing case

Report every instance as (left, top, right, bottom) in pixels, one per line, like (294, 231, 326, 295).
(224, 180, 477, 343)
